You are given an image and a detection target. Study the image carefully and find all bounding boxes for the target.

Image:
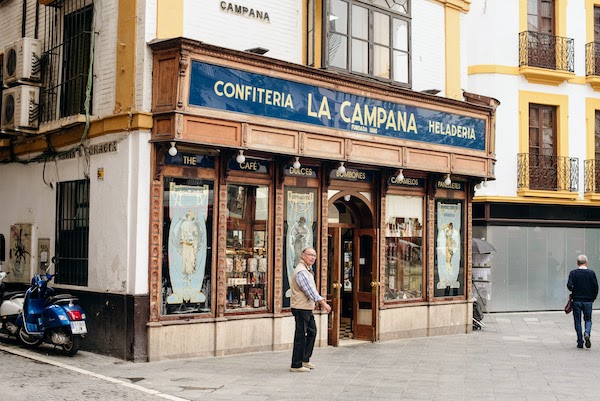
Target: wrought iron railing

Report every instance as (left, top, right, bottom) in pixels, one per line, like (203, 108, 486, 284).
(586, 42, 600, 76)
(519, 31, 574, 72)
(584, 159, 600, 193)
(517, 153, 578, 191)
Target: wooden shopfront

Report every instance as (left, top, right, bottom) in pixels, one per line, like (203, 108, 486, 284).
(147, 38, 496, 361)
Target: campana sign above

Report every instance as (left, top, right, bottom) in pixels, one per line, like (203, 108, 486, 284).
(220, 2, 270, 22)
(189, 61, 487, 151)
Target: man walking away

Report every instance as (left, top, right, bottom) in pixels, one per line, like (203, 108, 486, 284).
(290, 247, 331, 372)
(567, 254, 599, 349)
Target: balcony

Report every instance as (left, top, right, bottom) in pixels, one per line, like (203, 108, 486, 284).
(519, 31, 575, 85)
(584, 159, 600, 198)
(517, 153, 578, 197)
(585, 42, 600, 91)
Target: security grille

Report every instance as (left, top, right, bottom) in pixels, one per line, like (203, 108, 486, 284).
(55, 179, 89, 286)
(39, 0, 94, 123)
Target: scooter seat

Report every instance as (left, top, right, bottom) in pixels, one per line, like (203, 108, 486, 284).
(46, 294, 79, 305)
(1, 291, 24, 300)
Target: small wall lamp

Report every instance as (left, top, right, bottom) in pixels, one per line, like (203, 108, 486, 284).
(236, 150, 246, 164)
(396, 169, 404, 181)
(343, 194, 351, 201)
(293, 157, 301, 169)
(444, 174, 452, 186)
(337, 162, 346, 174)
(168, 142, 178, 157)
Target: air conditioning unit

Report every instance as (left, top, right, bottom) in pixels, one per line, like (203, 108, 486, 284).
(2, 37, 41, 86)
(1, 85, 40, 131)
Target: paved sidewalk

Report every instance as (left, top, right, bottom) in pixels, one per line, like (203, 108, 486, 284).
(2, 311, 600, 401)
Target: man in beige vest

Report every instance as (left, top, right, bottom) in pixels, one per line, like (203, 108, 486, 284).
(290, 247, 331, 372)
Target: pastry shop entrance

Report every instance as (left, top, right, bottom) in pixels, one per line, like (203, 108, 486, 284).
(327, 192, 378, 346)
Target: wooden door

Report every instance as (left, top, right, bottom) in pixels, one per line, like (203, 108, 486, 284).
(327, 227, 342, 346)
(353, 228, 378, 341)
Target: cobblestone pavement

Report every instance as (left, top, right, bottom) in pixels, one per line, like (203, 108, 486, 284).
(1, 311, 600, 401)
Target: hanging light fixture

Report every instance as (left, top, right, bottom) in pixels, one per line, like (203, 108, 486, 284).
(343, 194, 351, 201)
(293, 156, 301, 169)
(483, 178, 488, 187)
(444, 173, 452, 186)
(475, 182, 482, 190)
(168, 142, 178, 157)
(236, 150, 246, 164)
(396, 169, 404, 181)
(337, 162, 346, 174)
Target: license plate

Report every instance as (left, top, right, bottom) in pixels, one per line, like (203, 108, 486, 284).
(70, 321, 87, 335)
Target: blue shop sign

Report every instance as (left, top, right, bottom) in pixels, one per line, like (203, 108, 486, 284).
(166, 153, 215, 168)
(189, 61, 486, 151)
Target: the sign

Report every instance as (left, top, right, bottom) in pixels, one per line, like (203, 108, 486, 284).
(329, 168, 374, 182)
(228, 157, 269, 173)
(189, 61, 487, 150)
(165, 153, 215, 168)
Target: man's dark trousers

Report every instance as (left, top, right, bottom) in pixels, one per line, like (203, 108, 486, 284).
(573, 301, 593, 347)
(291, 308, 317, 368)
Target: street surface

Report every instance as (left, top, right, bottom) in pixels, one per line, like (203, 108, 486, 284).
(1, 311, 600, 400)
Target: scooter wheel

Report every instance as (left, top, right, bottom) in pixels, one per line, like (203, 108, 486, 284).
(17, 327, 43, 348)
(62, 335, 80, 356)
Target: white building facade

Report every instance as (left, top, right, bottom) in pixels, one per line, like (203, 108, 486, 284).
(1, 0, 496, 361)
(466, 0, 600, 312)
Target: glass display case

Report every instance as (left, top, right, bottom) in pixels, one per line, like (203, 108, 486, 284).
(226, 184, 268, 311)
(384, 195, 424, 301)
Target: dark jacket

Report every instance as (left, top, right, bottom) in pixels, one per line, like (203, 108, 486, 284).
(567, 268, 599, 302)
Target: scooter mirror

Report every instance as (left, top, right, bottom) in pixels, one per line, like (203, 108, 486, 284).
(0, 234, 5, 262)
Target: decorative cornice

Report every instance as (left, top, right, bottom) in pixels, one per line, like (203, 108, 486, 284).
(586, 75, 600, 91)
(519, 66, 575, 86)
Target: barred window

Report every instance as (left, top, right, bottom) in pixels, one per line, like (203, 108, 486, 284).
(55, 179, 89, 286)
(40, 0, 94, 123)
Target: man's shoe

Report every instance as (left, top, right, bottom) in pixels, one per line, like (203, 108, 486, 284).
(585, 334, 591, 348)
(290, 367, 310, 372)
(302, 362, 316, 369)
(577, 344, 584, 348)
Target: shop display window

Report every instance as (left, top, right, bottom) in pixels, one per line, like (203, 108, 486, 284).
(282, 187, 319, 308)
(434, 199, 464, 297)
(384, 195, 424, 301)
(226, 184, 269, 311)
(161, 177, 214, 315)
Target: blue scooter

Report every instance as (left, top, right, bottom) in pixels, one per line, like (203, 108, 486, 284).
(15, 259, 87, 355)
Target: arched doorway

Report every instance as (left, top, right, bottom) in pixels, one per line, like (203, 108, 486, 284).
(327, 192, 377, 346)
